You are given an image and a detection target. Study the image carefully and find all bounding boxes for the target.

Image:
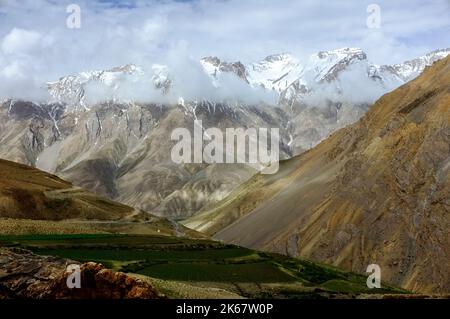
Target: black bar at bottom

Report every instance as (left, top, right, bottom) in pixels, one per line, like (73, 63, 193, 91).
(0, 299, 448, 318)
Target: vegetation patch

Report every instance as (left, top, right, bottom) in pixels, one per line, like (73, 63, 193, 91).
(0, 234, 407, 298)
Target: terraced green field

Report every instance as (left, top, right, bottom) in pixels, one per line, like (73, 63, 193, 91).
(0, 234, 407, 298)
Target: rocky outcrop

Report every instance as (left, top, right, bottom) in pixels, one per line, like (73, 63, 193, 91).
(0, 247, 163, 299)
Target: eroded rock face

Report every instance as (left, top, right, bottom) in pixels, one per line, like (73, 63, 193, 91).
(0, 247, 163, 299)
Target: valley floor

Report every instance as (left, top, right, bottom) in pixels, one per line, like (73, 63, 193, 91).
(0, 233, 407, 299)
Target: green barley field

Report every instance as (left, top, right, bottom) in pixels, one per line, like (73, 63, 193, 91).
(0, 234, 406, 298)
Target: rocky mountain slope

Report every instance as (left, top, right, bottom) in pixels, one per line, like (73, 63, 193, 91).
(0, 48, 448, 220)
(0, 100, 291, 219)
(184, 56, 450, 294)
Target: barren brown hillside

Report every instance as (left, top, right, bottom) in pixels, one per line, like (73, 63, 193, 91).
(0, 159, 199, 237)
(185, 56, 450, 293)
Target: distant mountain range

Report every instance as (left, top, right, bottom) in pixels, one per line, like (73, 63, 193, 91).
(44, 48, 450, 110)
(0, 48, 448, 221)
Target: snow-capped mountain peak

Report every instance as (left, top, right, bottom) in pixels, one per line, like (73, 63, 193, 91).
(247, 52, 301, 92)
(151, 64, 171, 94)
(315, 47, 366, 60)
(47, 64, 145, 111)
(279, 47, 450, 105)
(307, 47, 367, 83)
(200, 56, 248, 82)
(253, 52, 299, 71)
(43, 47, 450, 113)
(383, 48, 450, 82)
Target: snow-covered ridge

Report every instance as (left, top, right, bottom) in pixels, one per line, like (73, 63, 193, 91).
(47, 64, 145, 111)
(382, 48, 450, 82)
(308, 47, 367, 82)
(45, 47, 450, 111)
(201, 57, 248, 82)
(247, 52, 301, 92)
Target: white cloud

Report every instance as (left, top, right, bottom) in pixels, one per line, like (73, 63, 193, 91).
(1, 28, 42, 54)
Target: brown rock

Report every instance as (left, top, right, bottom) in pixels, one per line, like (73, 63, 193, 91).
(0, 247, 164, 299)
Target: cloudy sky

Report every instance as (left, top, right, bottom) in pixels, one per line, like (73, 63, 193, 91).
(0, 0, 449, 100)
